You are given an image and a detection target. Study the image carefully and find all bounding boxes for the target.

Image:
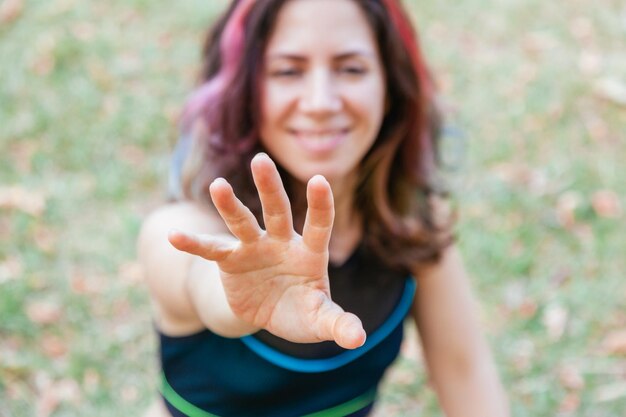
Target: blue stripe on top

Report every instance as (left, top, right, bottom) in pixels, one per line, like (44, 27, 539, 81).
(240, 276, 416, 373)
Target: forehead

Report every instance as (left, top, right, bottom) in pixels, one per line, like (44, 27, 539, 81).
(265, 0, 378, 55)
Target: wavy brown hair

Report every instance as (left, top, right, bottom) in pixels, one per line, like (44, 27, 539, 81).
(172, 0, 454, 272)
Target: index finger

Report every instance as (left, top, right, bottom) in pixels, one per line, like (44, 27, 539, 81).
(209, 178, 264, 244)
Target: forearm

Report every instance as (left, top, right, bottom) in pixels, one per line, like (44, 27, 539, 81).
(187, 257, 260, 338)
(412, 247, 509, 416)
(427, 350, 509, 417)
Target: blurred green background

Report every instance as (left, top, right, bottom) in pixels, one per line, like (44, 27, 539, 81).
(1, 0, 625, 415)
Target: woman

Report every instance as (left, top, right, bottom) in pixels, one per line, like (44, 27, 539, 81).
(139, 0, 509, 416)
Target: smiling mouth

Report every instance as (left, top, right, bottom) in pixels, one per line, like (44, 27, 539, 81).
(289, 128, 350, 153)
(290, 128, 350, 140)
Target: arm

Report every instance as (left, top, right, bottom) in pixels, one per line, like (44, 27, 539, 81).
(138, 153, 365, 347)
(138, 201, 257, 337)
(411, 246, 510, 417)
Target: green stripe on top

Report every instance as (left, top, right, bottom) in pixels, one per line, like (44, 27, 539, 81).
(160, 372, 376, 417)
(301, 387, 377, 417)
(160, 372, 219, 417)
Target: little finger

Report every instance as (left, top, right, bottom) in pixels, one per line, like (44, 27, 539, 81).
(302, 175, 334, 253)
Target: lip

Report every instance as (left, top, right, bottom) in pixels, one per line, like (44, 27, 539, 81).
(289, 128, 350, 154)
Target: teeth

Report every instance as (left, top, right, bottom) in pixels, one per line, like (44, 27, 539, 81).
(298, 131, 342, 141)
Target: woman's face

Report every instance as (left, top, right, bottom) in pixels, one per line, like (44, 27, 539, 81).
(259, 0, 386, 185)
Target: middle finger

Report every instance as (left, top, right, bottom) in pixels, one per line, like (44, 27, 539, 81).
(250, 153, 294, 240)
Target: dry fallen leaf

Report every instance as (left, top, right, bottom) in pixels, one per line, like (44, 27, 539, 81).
(30, 35, 57, 76)
(0, 257, 23, 284)
(594, 78, 626, 108)
(594, 382, 626, 403)
(500, 278, 539, 320)
(0, 186, 47, 216)
(581, 110, 610, 142)
(569, 16, 594, 42)
(82, 369, 100, 393)
(117, 52, 142, 76)
(558, 392, 581, 413)
(31, 54, 56, 76)
(118, 145, 146, 166)
(70, 274, 93, 295)
(550, 267, 572, 288)
(41, 334, 68, 358)
(511, 338, 535, 372)
(34, 372, 57, 417)
(69, 268, 108, 295)
(495, 163, 549, 196)
(36, 390, 59, 417)
(400, 325, 422, 361)
(384, 362, 416, 386)
(33, 225, 58, 254)
(70, 22, 95, 41)
(556, 192, 582, 228)
(0, 0, 23, 24)
(119, 261, 144, 286)
(492, 163, 542, 188)
(578, 50, 603, 76)
(558, 364, 585, 391)
(591, 190, 622, 219)
(522, 31, 559, 56)
(53, 379, 81, 404)
(519, 298, 538, 319)
(542, 303, 569, 341)
(163, 103, 181, 124)
(121, 385, 139, 403)
(601, 329, 626, 355)
(25, 300, 63, 325)
(502, 281, 526, 311)
(7, 141, 38, 174)
(35, 376, 81, 417)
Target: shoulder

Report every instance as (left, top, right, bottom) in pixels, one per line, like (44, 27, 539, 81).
(410, 244, 462, 280)
(138, 201, 226, 268)
(140, 200, 225, 237)
(138, 200, 227, 281)
(410, 245, 476, 326)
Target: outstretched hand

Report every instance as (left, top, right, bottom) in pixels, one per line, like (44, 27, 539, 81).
(168, 153, 366, 349)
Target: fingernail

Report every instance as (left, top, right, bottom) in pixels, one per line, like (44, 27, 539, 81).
(168, 228, 183, 238)
(310, 175, 328, 184)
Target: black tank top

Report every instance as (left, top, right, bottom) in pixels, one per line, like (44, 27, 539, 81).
(254, 242, 408, 358)
(159, 242, 415, 417)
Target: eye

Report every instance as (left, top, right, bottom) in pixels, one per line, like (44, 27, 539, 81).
(338, 65, 367, 76)
(269, 68, 302, 78)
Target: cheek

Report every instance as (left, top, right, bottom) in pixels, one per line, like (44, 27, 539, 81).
(261, 84, 295, 124)
(350, 80, 386, 120)
(259, 89, 294, 154)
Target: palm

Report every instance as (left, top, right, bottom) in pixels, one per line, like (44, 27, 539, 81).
(169, 153, 365, 349)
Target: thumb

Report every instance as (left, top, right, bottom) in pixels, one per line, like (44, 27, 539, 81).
(332, 312, 367, 350)
(315, 299, 366, 349)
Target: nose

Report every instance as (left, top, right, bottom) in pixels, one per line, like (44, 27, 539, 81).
(299, 69, 342, 115)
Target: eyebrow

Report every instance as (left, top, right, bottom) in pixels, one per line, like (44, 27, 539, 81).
(266, 50, 377, 61)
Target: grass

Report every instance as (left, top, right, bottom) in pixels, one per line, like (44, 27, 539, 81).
(1, 0, 625, 416)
